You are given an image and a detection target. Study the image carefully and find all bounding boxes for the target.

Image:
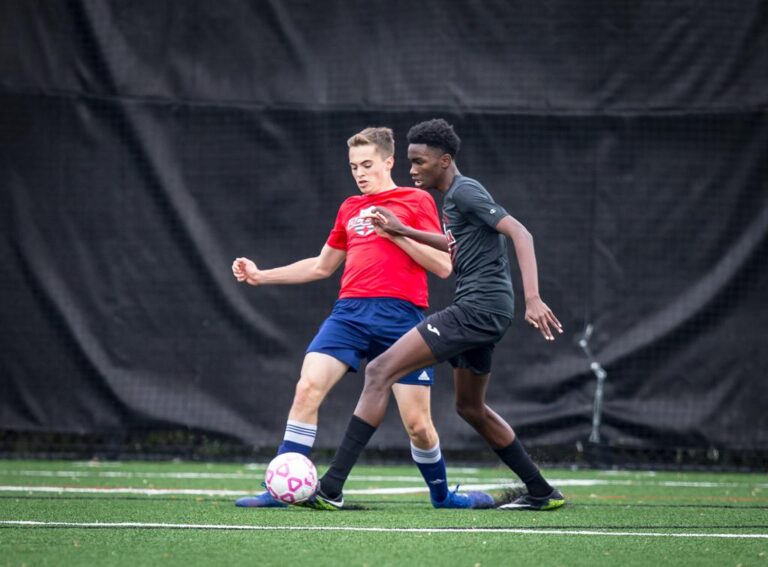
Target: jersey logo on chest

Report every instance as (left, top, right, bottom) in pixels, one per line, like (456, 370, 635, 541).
(347, 206, 377, 237)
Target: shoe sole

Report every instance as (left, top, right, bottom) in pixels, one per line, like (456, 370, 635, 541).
(306, 500, 342, 511)
(498, 498, 566, 511)
(296, 494, 344, 511)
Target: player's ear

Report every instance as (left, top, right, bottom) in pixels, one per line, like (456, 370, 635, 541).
(440, 153, 453, 169)
(384, 155, 394, 170)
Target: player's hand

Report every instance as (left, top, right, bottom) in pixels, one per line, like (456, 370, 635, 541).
(372, 223, 394, 240)
(363, 206, 407, 236)
(524, 296, 563, 341)
(232, 257, 261, 285)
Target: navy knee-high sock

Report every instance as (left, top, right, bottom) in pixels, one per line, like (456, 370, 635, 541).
(411, 442, 449, 503)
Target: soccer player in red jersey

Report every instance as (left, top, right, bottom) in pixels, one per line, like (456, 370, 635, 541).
(232, 127, 493, 509)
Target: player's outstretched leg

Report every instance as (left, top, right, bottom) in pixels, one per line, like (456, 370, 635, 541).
(236, 354, 347, 508)
(235, 417, 317, 508)
(235, 418, 320, 507)
(453, 368, 565, 511)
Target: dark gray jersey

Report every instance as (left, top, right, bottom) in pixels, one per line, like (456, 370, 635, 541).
(442, 175, 515, 317)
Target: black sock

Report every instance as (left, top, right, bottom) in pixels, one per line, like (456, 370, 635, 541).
(494, 438, 553, 497)
(320, 415, 377, 499)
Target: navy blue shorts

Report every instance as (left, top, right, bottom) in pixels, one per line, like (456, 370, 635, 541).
(306, 298, 434, 385)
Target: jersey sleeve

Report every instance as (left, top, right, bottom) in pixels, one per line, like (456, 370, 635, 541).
(452, 182, 509, 228)
(326, 203, 348, 250)
(411, 193, 442, 233)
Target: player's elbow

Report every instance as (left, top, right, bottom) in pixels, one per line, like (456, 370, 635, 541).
(511, 225, 533, 247)
(432, 252, 452, 279)
(311, 258, 335, 280)
(312, 266, 333, 279)
(434, 261, 453, 279)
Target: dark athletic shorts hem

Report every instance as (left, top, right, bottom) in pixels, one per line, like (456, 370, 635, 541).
(416, 304, 512, 375)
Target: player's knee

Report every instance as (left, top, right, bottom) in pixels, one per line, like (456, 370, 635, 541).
(292, 377, 325, 413)
(403, 415, 435, 446)
(455, 400, 484, 426)
(364, 358, 393, 393)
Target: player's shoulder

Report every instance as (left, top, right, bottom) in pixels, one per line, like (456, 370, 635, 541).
(453, 175, 485, 192)
(450, 176, 489, 200)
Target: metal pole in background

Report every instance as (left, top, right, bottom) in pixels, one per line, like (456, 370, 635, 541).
(578, 324, 608, 444)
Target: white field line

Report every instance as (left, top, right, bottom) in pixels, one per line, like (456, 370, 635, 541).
(0, 520, 766, 539)
(1, 470, 267, 480)
(1, 470, 766, 489)
(0, 484, 511, 496)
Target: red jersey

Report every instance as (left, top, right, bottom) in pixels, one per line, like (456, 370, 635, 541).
(326, 187, 442, 308)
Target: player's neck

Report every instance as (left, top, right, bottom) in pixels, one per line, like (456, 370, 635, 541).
(436, 166, 460, 193)
(367, 180, 398, 195)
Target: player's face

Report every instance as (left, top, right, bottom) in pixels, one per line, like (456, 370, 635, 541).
(349, 144, 394, 195)
(407, 144, 446, 190)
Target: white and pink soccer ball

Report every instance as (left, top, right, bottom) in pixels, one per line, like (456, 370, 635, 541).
(264, 452, 318, 504)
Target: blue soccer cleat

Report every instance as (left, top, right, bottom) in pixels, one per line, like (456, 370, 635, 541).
(432, 486, 495, 509)
(234, 491, 287, 508)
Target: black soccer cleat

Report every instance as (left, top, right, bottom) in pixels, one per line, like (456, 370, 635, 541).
(295, 488, 344, 511)
(497, 488, 566, 511)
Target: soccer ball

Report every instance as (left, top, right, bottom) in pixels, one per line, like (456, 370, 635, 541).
(264, 452, 318, 504)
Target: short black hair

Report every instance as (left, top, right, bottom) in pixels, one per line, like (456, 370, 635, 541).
(407, 118, 461, 157)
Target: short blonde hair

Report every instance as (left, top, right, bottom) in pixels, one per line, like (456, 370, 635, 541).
(347, 127, 395, 159)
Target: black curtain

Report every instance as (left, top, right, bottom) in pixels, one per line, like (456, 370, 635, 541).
(1, 0, 766, 453)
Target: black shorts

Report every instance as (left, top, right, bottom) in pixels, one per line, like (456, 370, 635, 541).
(416, 304, 512, 375)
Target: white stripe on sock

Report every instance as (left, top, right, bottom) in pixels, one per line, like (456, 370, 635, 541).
(411, 442, 442, 464)
(283, 420, 317, 448)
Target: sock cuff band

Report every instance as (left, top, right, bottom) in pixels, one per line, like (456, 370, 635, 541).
(285, 420, 317, 434)
(411, 442, 442, 464)
(283, 420, 317, 447)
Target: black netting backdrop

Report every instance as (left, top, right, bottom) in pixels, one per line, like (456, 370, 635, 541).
(1, 0, 767, 464)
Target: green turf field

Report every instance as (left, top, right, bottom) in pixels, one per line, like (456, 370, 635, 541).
(0, 459, 765, 566)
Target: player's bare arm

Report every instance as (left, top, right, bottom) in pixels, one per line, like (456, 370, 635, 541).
(495, 215, 563, 341)
(365, 206, 450, 253)
(232, 245, 346, 286)
(367, 214, 451, 278)
(389, 236, 452, 279)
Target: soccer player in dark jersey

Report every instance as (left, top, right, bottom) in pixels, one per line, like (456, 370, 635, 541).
(305, 119, 565, 511)
(232, 126, 493, 509)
